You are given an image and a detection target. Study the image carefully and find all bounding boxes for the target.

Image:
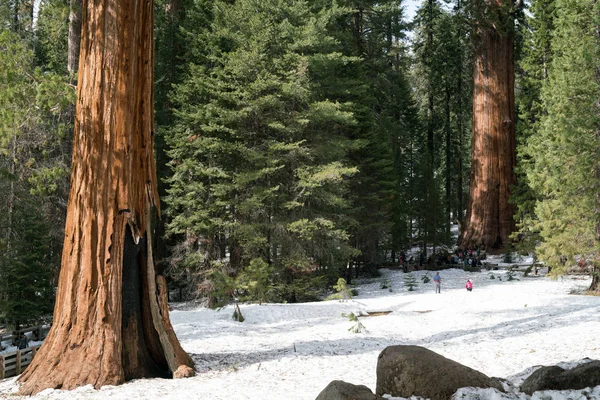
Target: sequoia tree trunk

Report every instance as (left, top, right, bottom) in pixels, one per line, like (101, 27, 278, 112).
(460, 0, 517, 251)
(18, 0, 194, 394)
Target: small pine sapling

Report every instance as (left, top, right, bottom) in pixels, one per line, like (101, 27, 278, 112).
(489, 273, 495, 279)
(503, 245, 515, 263)
(236, 257, 272, 305)
(211, 269, 246, 322)
(404, 274, 418, 291)
(421, 273, 431, 283)
(506, 271, 518, 281)
(326, 278, 353, 301)
(341, 312, 366, 333)
(380, 279, 392, 291)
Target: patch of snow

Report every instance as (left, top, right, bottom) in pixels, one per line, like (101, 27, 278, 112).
(0, 269, 598, 399)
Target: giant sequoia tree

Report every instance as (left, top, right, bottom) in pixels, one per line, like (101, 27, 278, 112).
(460, 0, 520, 251)
(19, 0, 194, 394)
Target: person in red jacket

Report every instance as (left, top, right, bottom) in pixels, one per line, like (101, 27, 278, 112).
(465, 279, 473, 292)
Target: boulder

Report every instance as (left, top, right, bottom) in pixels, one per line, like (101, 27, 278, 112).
(520, 360, 600, 394)
(316, 380, 383, 400)
(376, 345, 503, 400)
(519, 366, 565, 394)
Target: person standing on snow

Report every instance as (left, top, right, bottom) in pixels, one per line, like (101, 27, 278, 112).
(466, 279, 473, 292)
(433, 272, 441, 293)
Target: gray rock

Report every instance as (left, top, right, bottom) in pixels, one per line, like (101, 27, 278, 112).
(520, 360, 600, 394)
(519, 366, 565, 394)
(376, 345, 504, 400)
(315, 380, 383, 400)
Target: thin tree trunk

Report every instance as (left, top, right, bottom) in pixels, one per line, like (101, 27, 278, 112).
(592, 19, 600, 293)
(424, 0, 435, 254)
(456, 0, 464, 224)
(19, 0, 193, 394)
(12, 0, 19, 32)
(5, 139, 17, 249)
(28, 0, 33, 30)
(445, 84, 451, 232)
(67, 0, 82, 75)
(460, 1, 517, 251)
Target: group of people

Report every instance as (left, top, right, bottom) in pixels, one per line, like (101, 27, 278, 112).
(432, 272, 473, 294)
(450, 248, 486, 268)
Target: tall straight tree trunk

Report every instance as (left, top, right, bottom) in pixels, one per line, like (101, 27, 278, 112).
(455, 0, 464, 223)
(424, 0, 435, 255)
(19, 0, 194, 394)
(67, 0, 82, 75)
(592, 21, 600, 293)
(460, 0, 517, 251)
(12, 0, 19, 31)
(5, 138, 17, 249)
(444, 84, 451, 232)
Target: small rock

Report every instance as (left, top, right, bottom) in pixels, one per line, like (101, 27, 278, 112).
(173, 364, 196, 379)
(315, 380, 383, 400)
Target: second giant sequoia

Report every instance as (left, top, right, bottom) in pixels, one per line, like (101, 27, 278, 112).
(460, 0, 519, 251)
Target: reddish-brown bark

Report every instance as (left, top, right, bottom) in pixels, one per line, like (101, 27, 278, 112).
(18, 0, 193, 394)
(460, 0, 517, 251)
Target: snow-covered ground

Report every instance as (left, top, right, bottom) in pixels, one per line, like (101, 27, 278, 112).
(1, 268, 599, 400)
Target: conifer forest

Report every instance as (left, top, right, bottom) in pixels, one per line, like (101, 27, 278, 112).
(0, 0, 599, 390)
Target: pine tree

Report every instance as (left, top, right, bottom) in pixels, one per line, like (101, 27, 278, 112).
(313, 0, 419, 264)
(35, 0, 70, 76)
(523, 0, 600, 290)
(404, 273, 418, 291)
(411, 1, 471, 251)
(165, 0, 358, 302)
(0, 197, 55, 330)
(513, 0, 556, 254)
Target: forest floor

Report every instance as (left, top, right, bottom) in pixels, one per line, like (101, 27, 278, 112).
(1, 267, 599, 399)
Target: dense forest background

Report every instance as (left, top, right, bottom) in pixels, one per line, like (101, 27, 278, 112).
(0, 0, 598, 328)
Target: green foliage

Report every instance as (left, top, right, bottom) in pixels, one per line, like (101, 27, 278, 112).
(404, 274, 418, 291)
(421, 273, 431, 283)
(236, 258, 272, 305)
(165, 0, 360, 301)
(489, 273, 496, 280)
(269, 274, 327, 303)
(503, 246, 515, 264)
(380, 279, 392, 290)
(327, 278, 353, 301)
(232, 303, 245, 323)
(35, 0, 70, 75)
(0, 29, 72, 329)
(341, 312, 366, 334)
(513, 0, 556, 256)
(463, 264, 481, 273)
(506, 271, 518, 281)
(411, 0, 472, 250)
(0, 198, 56, 329)
(518, 0, 600, 274)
